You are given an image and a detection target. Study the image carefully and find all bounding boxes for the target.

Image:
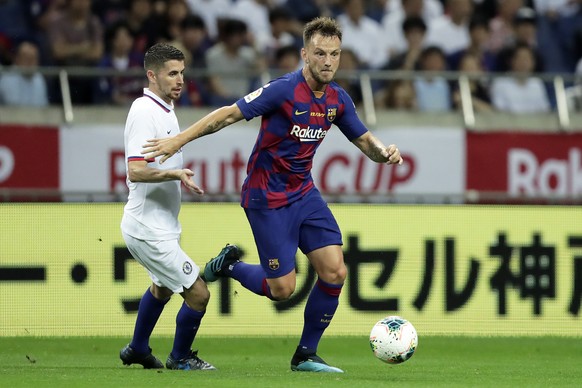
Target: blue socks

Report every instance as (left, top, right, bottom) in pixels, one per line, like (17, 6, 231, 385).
(130, 288, 168, 354)
(229, 262, 343, 355)
(299, 278, 343, 353)
(170, 302, 205, 360)
(230, 262, 273, 299)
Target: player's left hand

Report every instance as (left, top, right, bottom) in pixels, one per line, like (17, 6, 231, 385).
(383, 144, 403, 165)
(142, 137, 181, 164)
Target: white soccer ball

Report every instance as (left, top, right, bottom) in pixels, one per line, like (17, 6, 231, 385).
(369, 316, 418, 364)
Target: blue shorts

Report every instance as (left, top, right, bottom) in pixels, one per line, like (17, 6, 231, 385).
(244, 188, 343, 279)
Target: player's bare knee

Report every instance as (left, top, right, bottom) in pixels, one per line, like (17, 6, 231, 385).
(336, 264, 347, 282)
(319, 264, 347, 284)
(270, 285, 295, 301)
(191, 287, 210, 308)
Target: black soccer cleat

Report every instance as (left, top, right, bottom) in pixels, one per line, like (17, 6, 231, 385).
(291, 348, 344, 373)
(203, 244, 241, 282)
(120, 344, 163, 369)
(166, 350, 216, 370)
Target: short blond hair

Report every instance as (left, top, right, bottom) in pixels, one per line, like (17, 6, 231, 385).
(303, 17, 342, 47)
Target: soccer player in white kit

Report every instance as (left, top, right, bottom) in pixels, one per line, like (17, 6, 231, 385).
(119, 43, 215, 371)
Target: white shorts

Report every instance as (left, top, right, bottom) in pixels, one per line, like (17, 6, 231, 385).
(122, 232, 200, 293)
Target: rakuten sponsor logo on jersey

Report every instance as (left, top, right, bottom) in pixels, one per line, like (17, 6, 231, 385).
(290, 124, 327, 142)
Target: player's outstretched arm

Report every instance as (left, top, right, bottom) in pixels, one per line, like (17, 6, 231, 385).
(352, 131, 403, 165)
(128, 160, 204, 194)
(142, 103, 244, 163)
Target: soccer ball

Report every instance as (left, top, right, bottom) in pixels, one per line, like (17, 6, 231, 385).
(369, 316, 418, 364)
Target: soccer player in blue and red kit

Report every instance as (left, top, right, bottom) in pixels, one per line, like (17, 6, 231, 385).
(143, 17, 403, 373)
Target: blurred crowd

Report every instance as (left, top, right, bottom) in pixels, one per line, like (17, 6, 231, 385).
(0, 0, 581, 113)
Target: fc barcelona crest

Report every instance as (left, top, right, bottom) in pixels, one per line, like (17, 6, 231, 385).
(327, 107, 337, 122)
(268, 258, 280, 270)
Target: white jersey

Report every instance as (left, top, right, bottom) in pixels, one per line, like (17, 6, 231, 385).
(121, 88, 183, 241)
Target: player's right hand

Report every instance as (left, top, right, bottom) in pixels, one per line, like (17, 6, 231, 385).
(142, 137, 181, 164)
(180, 169, 204, 195)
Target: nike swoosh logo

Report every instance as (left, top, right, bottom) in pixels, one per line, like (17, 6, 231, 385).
(295, 110, 308, 115)
(166, 130, 171, 134)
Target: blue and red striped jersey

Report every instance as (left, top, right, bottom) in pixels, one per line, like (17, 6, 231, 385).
(236, 69, 368, 209)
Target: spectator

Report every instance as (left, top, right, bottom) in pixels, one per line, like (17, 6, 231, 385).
(205, 19, 264, 105)
(125, 0, 158, 53)
(367, 0, 389, 23)
(94, 22, 145, 105)
(47, 0, 104, 104)
(495, 7, 544, 73)
(486, 0, 524, 53)
(385, 16, 427, 71)
(92, 0, 127, 26)
(160, 0, 190, 42)
(533, 0, 582, 72)
(381, 0, 427, 57)
(491, 43, 551, 113)
(262, 6, 302, 65)
(449, 17, 497, 72)
(272, 44, 301, 74)
(376, 79, 417, 110)
(0, 0, 34, 44)
(174, 15, 213, 106)
(385, 0, 443, 22)
(413, 45, 452, 111)
(18, 0, 68, 65)
(473, 0, 498, 21)
(452, 51, 493, 112)
(178, 14, 213, 70)
(337, 0, 388, 69)
(47, 0, 103, 66)
(285, 0, 337, 24)
(185, 0, 231, 40)
(425, 0, 473, 55)
(0, 41, 48, 107)
(334, 48, 363, 106)
(229, 0, 272, 52)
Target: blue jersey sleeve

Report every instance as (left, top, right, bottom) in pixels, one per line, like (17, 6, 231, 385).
(236, 76, 290, 121)
(334, 89, 369, 141)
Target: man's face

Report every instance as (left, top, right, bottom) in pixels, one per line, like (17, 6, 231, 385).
(302, 33, 342, 85)
(148, 59, 185, 103)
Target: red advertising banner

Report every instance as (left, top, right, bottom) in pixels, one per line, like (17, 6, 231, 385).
(467, 131, 582, 198)
(0, 124, 59, 189)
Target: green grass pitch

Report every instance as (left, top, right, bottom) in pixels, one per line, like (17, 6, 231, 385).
(0, 336, 579, 387)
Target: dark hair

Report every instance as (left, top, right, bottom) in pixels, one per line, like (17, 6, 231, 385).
(144, 43, 184, 71)
(269, 6, 292, 24)
(275, 45, 300, 62)
(511, 42, 535, 59)
(104, 21, 132, 53)
(218, 18, 248, 41)
(402, 16, 426, 33)
(419, 45, 446, 62)
(303, 17, 342, 46)
(181, 14, 206, 31)
(469, 16, 488, 31)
